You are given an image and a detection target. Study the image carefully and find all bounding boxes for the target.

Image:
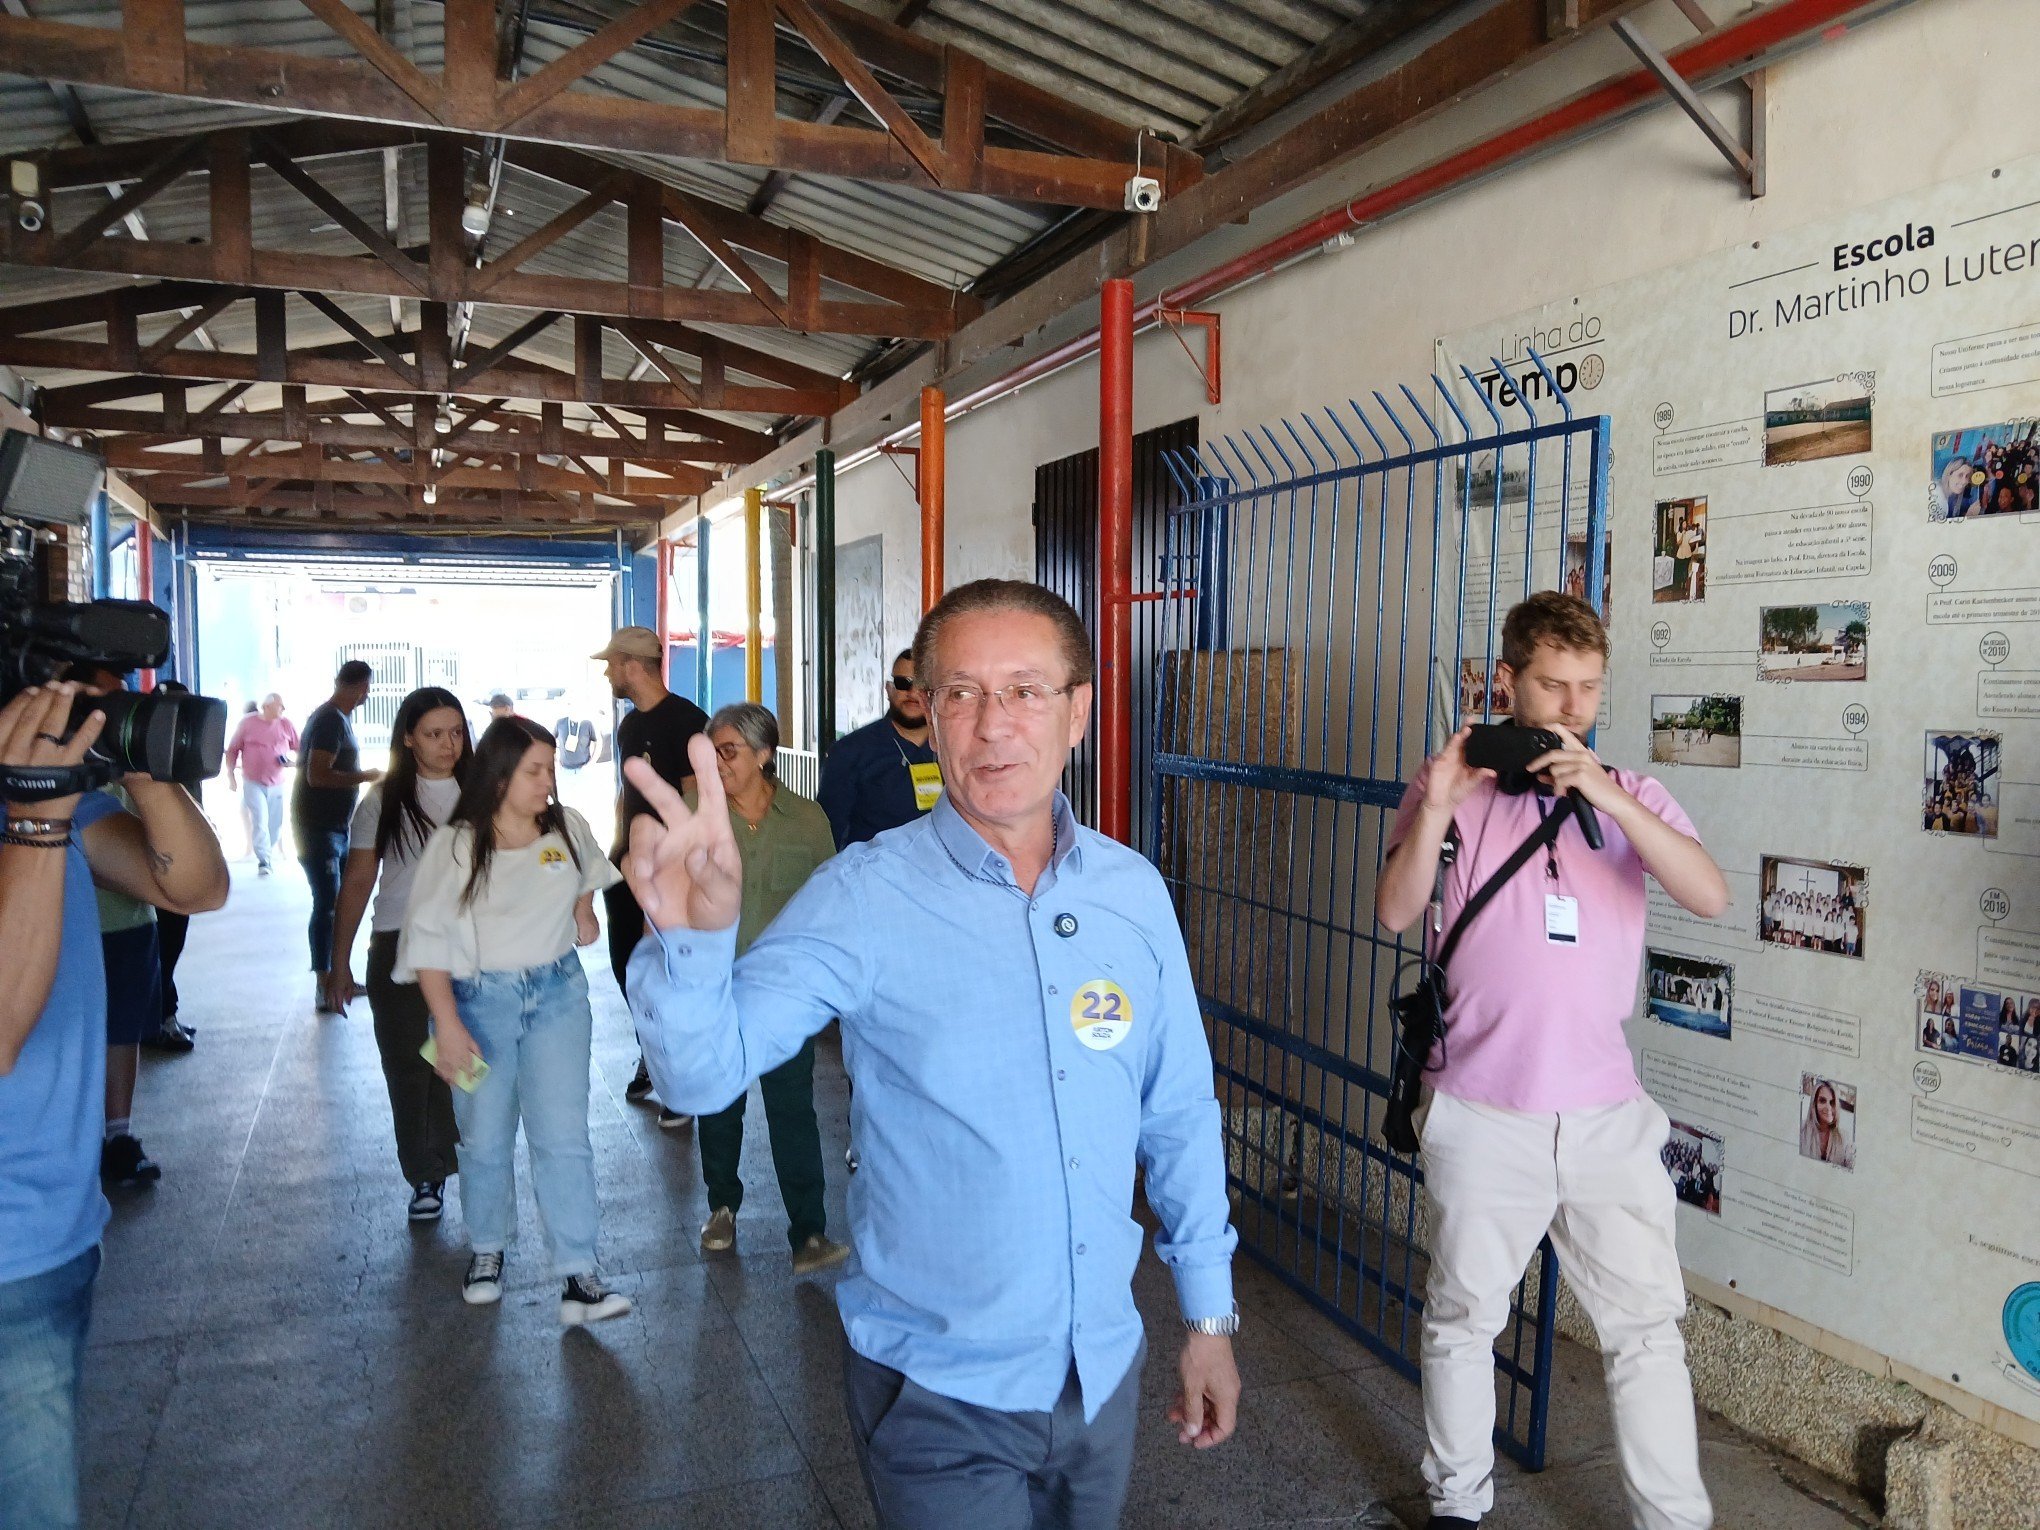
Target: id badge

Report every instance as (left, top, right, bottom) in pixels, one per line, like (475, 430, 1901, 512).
(909, 760, 943, 811)
(1544, 894, 1579, 945)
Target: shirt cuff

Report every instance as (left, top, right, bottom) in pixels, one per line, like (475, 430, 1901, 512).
(653, 918, 738, 974)
(1170, 1260, 1236, 1326)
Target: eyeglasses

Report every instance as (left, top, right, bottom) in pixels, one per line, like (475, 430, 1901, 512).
(889, 675, 916, 691)
(713, 742, 749, 762)
(926, 682, 1071, 719)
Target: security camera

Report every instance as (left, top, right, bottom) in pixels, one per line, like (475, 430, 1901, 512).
(1123, 176, 1161, 214)
(10, 161, 43, 232)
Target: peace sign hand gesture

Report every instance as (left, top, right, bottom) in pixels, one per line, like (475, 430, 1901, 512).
(622, 733, 742, 934)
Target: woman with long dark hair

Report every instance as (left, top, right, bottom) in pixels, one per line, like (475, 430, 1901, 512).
(397, 717, 628, 1322)
(328, 687, 473, 1222)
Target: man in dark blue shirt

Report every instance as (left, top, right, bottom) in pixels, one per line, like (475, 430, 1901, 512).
(816, 649, 940, 849)
(292, 660, 380, 1010)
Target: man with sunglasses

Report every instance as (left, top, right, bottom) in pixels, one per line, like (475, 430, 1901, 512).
(817, 648, 941, 851)
(623, 579, 1239, 1530)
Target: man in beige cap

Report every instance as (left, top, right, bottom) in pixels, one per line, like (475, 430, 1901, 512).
(592, 626, 709, 1121)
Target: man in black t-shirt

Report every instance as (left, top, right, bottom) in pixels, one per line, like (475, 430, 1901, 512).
(593, 627, 708, 1118)
(292, 660, 381, 1010)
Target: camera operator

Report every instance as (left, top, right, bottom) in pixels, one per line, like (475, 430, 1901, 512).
(0, 683, 227, 1528)
(1374, 593, 1727, 1530)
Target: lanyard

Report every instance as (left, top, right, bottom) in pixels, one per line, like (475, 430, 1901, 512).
(1533, 794, 1562, 883)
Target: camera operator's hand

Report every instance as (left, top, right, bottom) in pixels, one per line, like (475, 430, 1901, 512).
(1525, 725, 1624, 812)
(0, 684, 105, 817)
(324, 965, 360, 1014)
(1420, 726, 1495, 820)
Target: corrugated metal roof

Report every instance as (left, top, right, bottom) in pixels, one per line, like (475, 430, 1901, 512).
(0, 0, 1406, 443)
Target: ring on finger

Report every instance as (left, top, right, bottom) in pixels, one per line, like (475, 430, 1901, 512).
(33, 732, 63, 744)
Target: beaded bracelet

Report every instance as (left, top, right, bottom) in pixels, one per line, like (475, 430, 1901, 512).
(5, 817, 74, 837)
(1, 831, 69, 849)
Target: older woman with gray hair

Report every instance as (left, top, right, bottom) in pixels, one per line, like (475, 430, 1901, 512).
(685, 702, 849, 1274)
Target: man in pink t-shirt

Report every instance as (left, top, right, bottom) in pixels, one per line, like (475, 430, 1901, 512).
(223, 692, 299, 874)
(1376, 592, 1728, 1530)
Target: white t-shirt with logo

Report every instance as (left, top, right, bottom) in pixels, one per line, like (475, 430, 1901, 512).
(394, 806, 620, 980)
(349, 776, 464, 934)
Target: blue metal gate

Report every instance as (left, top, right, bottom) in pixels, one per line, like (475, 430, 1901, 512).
(1150, 353, 1610, 1470)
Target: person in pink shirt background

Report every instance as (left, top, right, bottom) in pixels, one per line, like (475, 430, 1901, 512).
(1375, 591, 1728, 1530)
(224, 692, 299, 874)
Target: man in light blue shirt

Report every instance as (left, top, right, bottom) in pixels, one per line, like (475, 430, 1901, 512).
(625, 579, 1240, 1528)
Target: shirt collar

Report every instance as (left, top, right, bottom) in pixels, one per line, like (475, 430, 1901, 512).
(929, 791, 1083, 887)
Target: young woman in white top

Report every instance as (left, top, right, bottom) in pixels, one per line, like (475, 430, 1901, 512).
(327, 687, 472, 1222)
(397, 716, 628, 1322)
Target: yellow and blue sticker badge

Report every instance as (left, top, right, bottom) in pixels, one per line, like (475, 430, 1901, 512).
(1071, 979, 1133, 1051)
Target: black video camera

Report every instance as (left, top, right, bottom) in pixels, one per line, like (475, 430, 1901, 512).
(1, 430, 227, 801)
(1462, 720, 1603, 849)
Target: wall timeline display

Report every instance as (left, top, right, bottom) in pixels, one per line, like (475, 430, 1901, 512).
(1441, 152, 2040, 1425)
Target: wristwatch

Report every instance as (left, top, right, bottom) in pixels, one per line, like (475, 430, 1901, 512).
(1183, 1302, 1241, 1337)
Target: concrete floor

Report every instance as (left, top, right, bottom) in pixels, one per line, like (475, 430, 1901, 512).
(81, 861, 1881, 1529)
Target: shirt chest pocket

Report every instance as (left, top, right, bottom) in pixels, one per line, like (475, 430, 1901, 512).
(763, 846, 813, 897)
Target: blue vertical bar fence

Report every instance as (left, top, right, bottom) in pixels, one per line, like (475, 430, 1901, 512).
(1149, 352, 1611, 1471)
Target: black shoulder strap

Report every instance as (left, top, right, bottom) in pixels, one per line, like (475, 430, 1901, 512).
(1431, 796, 1574, 973)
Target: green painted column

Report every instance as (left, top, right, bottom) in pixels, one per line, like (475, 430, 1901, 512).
(814, 448, 836, 756)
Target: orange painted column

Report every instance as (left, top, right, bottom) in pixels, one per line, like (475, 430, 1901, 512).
(920, 385, 945, 612)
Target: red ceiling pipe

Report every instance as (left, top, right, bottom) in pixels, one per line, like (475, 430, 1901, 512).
(919, 385, 945, 611)
(924, 0, 1892, 430)
(1097, 278, 1135, 844)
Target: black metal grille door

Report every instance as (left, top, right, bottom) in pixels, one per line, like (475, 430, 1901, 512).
(1033, 416, 1198, 847)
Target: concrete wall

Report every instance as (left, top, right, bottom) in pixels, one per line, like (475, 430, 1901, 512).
(822, 0, 2040, 1516)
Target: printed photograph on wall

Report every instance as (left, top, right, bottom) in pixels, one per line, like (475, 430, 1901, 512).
(1758, 601, 1869, 683)
(1764, 375, 1874, 465)
(1930, 419, 2038, 520)
(1662, 1119, 1723, 1215)
(1651, 693, 1741, 768)
(1798, 1074, 1857, 1170)
(1958, 983, 2040, 1075)
(1759, 854, 1866, 958)
(1457, 656, 1511, 720)
(1916, 971, 1981, 1059)
(1564, 525, 1613, 616)
(1923, 730, 2001, 837)
(1646, 949, 1733, 1038)
(1653, 496, 1708, 603)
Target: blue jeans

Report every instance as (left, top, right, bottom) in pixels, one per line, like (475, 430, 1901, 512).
(449, 954, 600, 1277)
(297, 827, 348, 972)
(244, 782, 283, 869)
(0, 1246, 100, 1530)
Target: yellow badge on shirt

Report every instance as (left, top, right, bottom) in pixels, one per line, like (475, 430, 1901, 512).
(1071, 979, 1133, 1051)
(909, 760, 944, 812)
(539, 845, 568, 871)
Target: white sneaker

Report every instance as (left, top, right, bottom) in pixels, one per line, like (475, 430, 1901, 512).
(559, 1273, 631, 1324)
(463, 1251, 503, 1306)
